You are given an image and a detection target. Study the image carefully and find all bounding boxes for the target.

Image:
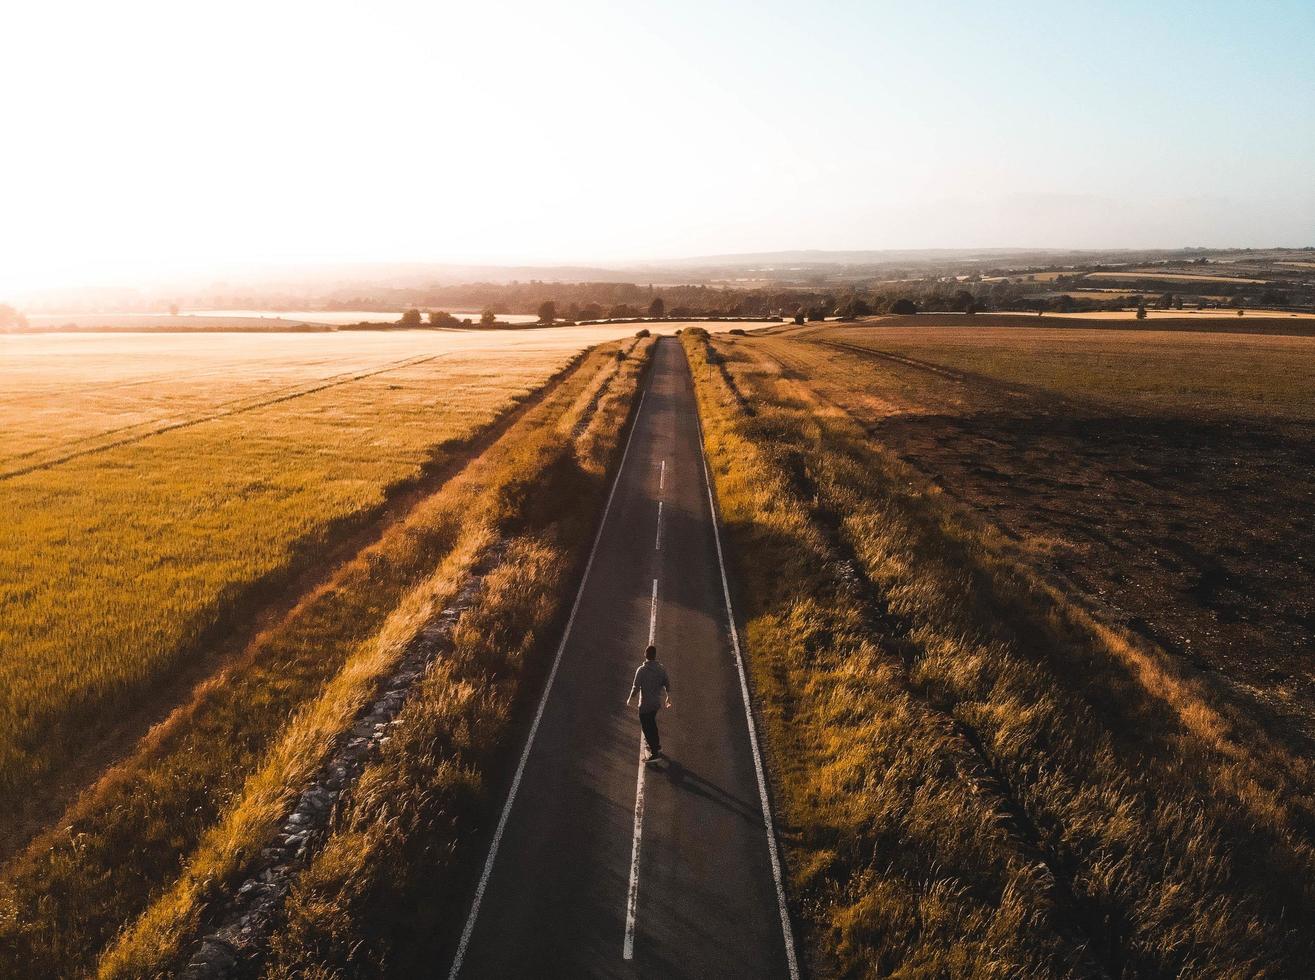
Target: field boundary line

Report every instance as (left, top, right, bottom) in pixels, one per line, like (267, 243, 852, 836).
(0, 353, 447, 481)
(0, 354, 416, 467)
(691, 366, 801, 980)
(446, 384, 650, 979)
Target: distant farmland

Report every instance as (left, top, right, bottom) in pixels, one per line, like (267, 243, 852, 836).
(1086, 270, 1272, 284)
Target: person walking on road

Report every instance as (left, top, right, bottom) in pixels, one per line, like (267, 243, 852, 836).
(626, 645, 671, 761)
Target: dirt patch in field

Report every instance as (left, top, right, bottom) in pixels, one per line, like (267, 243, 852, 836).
(879, 408, 1315, 682)
(760, 335, 1315, 737)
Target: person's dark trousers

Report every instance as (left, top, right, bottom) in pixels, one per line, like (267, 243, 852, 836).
(639, 710, 661, 753)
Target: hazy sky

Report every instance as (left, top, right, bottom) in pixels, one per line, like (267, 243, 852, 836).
(3, 0, 1313, 292)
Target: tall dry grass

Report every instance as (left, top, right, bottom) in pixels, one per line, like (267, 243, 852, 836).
(683, 330, 1315, 977)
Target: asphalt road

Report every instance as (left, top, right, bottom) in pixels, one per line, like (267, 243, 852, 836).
(448, 337, 796, 979)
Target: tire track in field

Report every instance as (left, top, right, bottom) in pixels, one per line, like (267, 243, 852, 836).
(0, 356, 380, 466)
(817, 338, 971, 381)
(0, 354, 353, 408)
(0, 353, 446, 481)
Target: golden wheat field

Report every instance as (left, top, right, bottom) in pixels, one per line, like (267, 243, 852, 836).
(0, 327, 650, 811)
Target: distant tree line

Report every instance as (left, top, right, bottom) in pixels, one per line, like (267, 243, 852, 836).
(344, 270, 1315, 330)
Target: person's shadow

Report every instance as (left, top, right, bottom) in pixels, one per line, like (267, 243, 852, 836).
(657, 758, 761, 825)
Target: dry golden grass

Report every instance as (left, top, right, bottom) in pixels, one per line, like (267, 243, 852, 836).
(98, 337, 652, 978)
(0, 329, 650, 822)
(684, 329, 1315, 976)
(815, 324, 1315, 419)
(0, 334, 650, 978)
(755, 325, 1315, 746)
(94, 527, 494, 980)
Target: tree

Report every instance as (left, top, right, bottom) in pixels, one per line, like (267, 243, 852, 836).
(400, 308, 423, 327)
(834, 296, 872, 320)
(428, 310, 458, 327)
(0, 304, 28, 330)
(952, 290, 975, 313)
(1057, 294, 1075, 314)
(793, 309, 806, 325)
(537, 300, 557, 325)
(480, 309, 496, 327)
(1135, 301, 1147, 320)
(168, 303, 180, 316)
(890, 298, 918, 316)
(648, 296, 665, 318)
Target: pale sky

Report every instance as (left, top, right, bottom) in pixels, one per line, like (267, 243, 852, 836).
(2, 0, 1313, 293)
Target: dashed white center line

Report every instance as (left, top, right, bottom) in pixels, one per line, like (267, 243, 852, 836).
(623, 733, 647, 960)
(648, 577, 658, 645)
(626, 576, 660, 960)
(659, 458, 666, 492)
(655, 500, 663, 551)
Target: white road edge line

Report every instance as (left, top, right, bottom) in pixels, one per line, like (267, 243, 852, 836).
(694, 407, 802, 980)
(655, 500, 663, 551)
(447, 387, 649, 980)
(625, 576, 660, 959)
